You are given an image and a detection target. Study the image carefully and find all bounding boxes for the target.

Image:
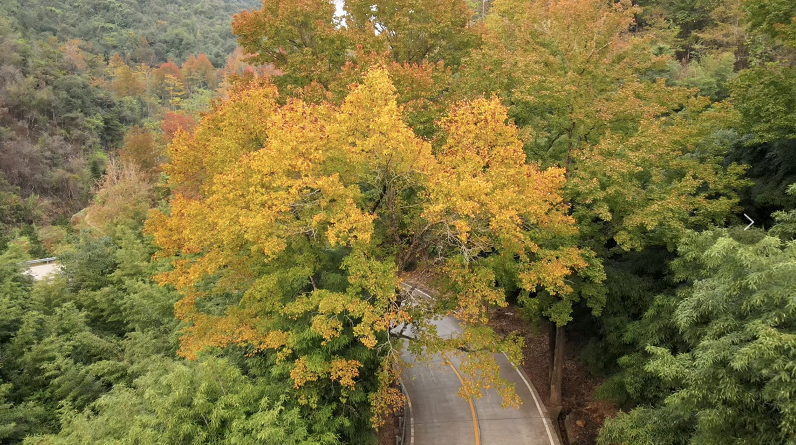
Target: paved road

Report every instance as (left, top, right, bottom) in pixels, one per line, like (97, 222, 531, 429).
(25, 262, 61, 281)
(400, 290, 560, 445)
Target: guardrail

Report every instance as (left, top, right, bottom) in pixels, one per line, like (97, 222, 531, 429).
(397, 381, 411, 445)
(22, 257, 61, 281)
(22, 257, 58, 265)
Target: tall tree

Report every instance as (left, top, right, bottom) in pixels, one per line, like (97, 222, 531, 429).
(725, 0, 796, 219)
(147, 68, 596, 428)
(598, 215, 796, 445)
(732, 0, 796, 144)
(232, 0, 350, 96)
(345, 0, 480, 66)
(460, 0, 747, 410)
(182, 53, 217, 92)
(231, 0, 477, 140)
(30, 357, 326, 445)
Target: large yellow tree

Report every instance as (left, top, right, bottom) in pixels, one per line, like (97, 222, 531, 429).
(147, 68, 596, 423)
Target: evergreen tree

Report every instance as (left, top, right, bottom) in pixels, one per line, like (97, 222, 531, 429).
(599, 209, 796, 445)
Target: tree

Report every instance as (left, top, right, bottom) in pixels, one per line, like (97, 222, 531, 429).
(732, 63, 796, 145)
(159, 111, 196, 144)
(231, 0, 477, 139)
(0, 218, 184, 444)
(731, 0, 796, 144)
(634, 0, 726, 49)
(345, 0, 480, 67)
(80, 160, 155, 237)
(181, 53, 217, 92)
(232, 0, 350, 96)
(460, 0, 747, 410)
(0, 176, 40, 248)
(29, 357, 326, 445)
(466, 0, 746, 252)
(724, 0, 796, 220)
(108, 54, 144, 98)
(118, 126, 160, 177)
(0, 243, 32, 344)
(147, 68, 595, 430)
(151, 61, 186, 105)
(112, 64, 146, 98)
(743, 0, 796, 49)
(598, 219, 796, 445)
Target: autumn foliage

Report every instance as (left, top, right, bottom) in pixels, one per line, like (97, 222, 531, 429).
(159, 111, 197, 144)
(147, 68, 593, 420)
(181, 53, 217, 90)
(464, 0, 747, 254)
(4, 0, 794, 443)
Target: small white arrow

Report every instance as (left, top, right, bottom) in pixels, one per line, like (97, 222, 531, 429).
(744, 213, 754, 231)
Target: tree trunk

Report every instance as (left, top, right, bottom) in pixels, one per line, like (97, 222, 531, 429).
(549, 324, 565, 410)
(548, 321, 556, 374)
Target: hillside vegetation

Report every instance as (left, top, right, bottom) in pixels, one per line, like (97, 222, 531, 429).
(1, 1, 795, 444)
(0, 0, 260, 249)
(0, 0, 259, 66)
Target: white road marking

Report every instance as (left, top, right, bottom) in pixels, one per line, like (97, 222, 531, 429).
(503, 353, 557, 445)
(406, 381, 414, 445)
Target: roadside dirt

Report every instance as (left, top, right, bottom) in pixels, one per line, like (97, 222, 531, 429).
(489, 305, 616, 445)
(376, 414, 399, 445)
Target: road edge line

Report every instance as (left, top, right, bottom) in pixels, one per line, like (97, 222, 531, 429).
(503, 352, 559, 445)
(404, 380, 415, 445)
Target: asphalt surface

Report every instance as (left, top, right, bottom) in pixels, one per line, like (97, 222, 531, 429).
(25, 262, 61, 281)
(400, 291, 560, 445)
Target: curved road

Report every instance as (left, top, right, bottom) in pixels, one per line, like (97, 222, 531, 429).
(400, 288, 560, 445)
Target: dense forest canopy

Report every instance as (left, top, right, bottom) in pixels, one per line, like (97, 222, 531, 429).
(0, 0, 260, 66)
(0, 0, 266, 250)
(1, 0, 795, 444)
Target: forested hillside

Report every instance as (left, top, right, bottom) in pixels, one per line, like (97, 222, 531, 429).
(0, 0, 259, 66)
(1, 0, 795, 444)
(0, 0, 261, 251)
